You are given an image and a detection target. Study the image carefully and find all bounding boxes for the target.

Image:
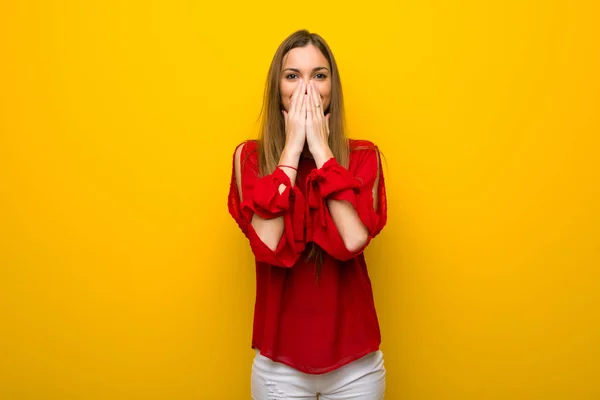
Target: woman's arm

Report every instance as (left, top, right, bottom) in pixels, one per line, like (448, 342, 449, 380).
(304, 81, 386, 259)
(235, 146, 301, 251)
(312, 147, 381, 254)
(228, 141, 306, 267)
(229, 81, 308, 266)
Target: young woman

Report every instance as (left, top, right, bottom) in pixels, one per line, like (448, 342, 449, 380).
(228, 29, 388, 399)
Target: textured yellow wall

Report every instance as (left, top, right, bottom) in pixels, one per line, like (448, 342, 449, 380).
(1, 1, 599, 399)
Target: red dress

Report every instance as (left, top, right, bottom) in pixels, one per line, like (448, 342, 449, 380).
(227, 139, 387, 374)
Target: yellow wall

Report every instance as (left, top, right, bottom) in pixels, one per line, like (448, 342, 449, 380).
(1, 1, 599, 398)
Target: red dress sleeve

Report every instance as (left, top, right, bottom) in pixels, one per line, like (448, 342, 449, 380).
(228, 141, 306, 267)
(305, 140, 387, 261)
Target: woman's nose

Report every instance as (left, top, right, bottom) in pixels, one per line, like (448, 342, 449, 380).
(302, 80, 314, 93)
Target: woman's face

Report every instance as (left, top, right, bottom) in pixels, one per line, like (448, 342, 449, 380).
(280, 44, 332, 113)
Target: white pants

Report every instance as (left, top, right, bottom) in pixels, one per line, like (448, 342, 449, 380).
(251, 349, 386, 399)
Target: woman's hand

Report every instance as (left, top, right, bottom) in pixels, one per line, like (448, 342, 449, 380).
(281, 78, 307, 157)
(306, 80, 333, 167)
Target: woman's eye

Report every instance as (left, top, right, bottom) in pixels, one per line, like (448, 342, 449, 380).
(315, 73, 327, 79)
(286, 74, 297, 79)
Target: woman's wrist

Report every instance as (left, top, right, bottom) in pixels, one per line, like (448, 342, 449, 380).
(312, 145, 334, 168)
(280, 146, 302, 165)
(277, 147, 300, 188)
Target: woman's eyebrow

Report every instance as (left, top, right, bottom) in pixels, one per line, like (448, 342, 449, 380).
(282, 67, 330, 73)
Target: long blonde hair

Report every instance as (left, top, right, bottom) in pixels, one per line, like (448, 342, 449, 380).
(257, 29, 349, 282)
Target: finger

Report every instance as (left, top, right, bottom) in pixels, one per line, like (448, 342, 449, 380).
(310, 81, 323, 118)
(290, 79, 301, 118)
(301, 93, 307, 121)
(294, 79, 306, 119)
(311, 82, 322, 124)
(306, 84, 313, 120)
(325, 113, 331, 134)
(289, 78, 304, 116)
(282, 110, 288, 127)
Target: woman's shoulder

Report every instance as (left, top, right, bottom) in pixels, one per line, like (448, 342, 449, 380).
(233, 139, 260, 175)
(349, 138, 378, 151)
(348, 138, 382, 171)
(234, 139, 259, 155)
(233, 139, 259, 164)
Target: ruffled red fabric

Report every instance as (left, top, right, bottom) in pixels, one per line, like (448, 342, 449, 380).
(227, 139, 387, 374)
(306, 141, 387, 261)
(228, 141, 305, 267)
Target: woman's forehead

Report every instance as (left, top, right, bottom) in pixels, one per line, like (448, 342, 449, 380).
(282, 45, 329, 70)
